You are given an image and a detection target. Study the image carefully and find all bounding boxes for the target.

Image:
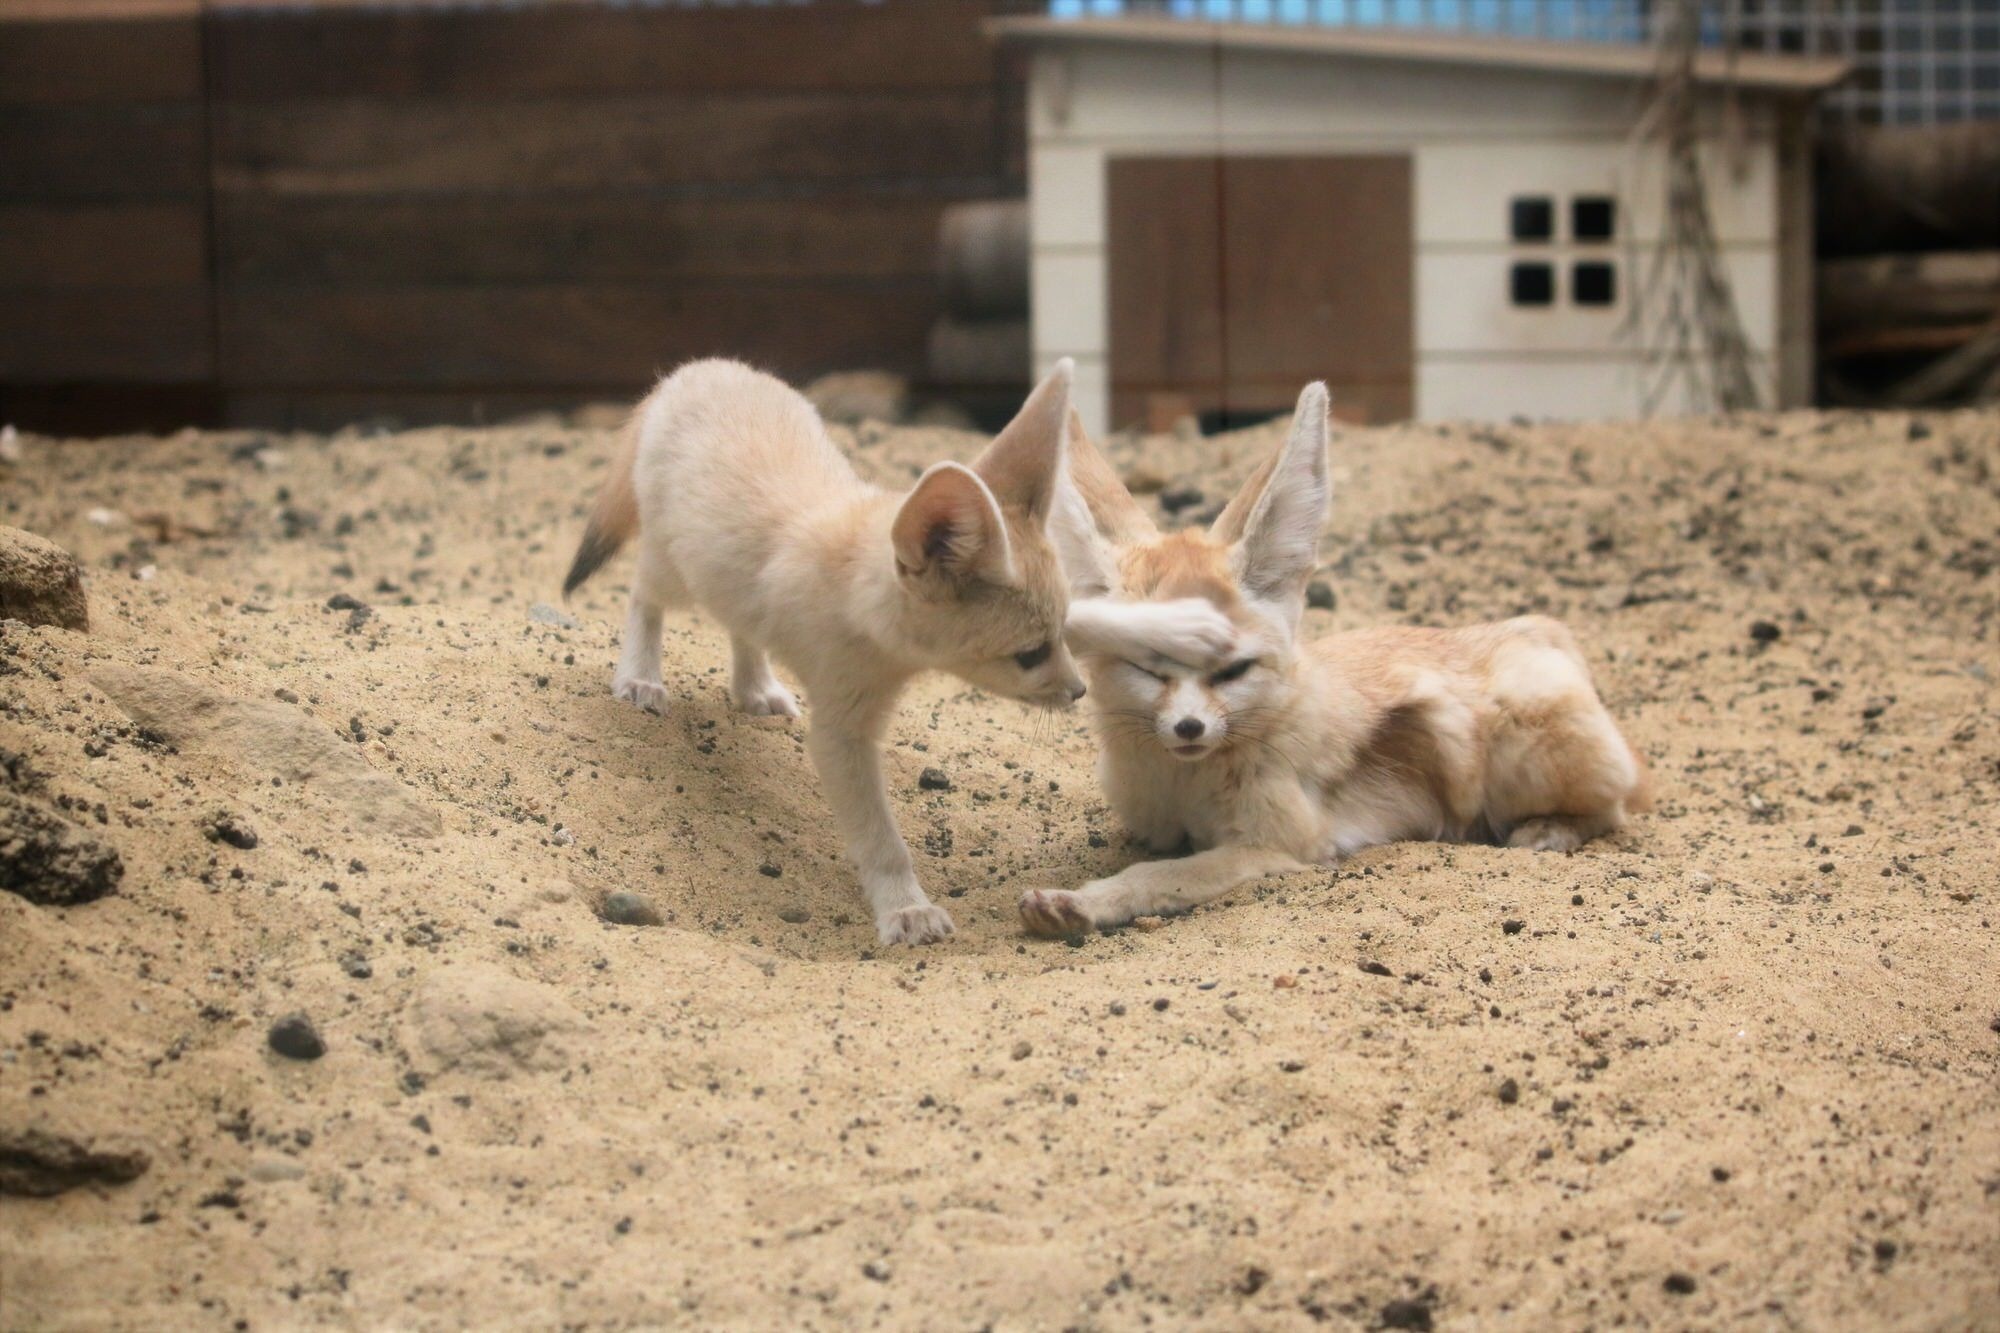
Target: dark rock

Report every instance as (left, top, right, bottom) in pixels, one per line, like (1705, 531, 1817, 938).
(758, 862, 782, 878)
(1011, 1040, 1033, 1060)
(1379, 1297, 1435, 1331)
(205, 813, 258, 850)
(0, 790, 123, 905)
(861, 1260, 892, 1283)
(1306, 580, 1337, 611)
(1502, 919, 1526, 935)
(1749, 620, 1782, 644)
(1663, 1273, 1697, 1295)
(1359, 960, 1393, 976)
(1498, 1077, 1520, 1105)
(341, 954, 373, 980)
(0, 526, 89, 631)
(1159, 484, 1206, 515)
(600, 891, 664, 927)
(0, 1128, 149, 1196)
(1152, 997, 1169, 1012)
(777, 907, 811, 924)
(267, 1013, 325, 1061)
(917, 767, 953, 792)
(324, 592, 366, 612)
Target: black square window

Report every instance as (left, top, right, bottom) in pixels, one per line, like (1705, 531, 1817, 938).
(1572, 196, 1616, 241)
(1573, 260, 1616, 306)
(1511, 262, 1555, 306)
(1510, 196, 1554, 242)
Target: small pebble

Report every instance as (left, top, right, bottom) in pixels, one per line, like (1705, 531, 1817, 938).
(1663, 1273, 1697, 1295)
(1011, 1040, 1032, 1061)
(777, 907, 810, 924)
(1502, 919, 1525, 935)
(600, 892, 664, 927)
(917, 767, 953, 792)
(1749, 620, 1782, 643)
(267, 1013, 325, 1061)
(206, 814, 258, 850)
(1498, 1077, 1520, 1105)
(861, 1260, 891, 1283)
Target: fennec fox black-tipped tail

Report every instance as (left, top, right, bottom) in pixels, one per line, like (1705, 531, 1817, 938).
(562, 411, 642, 598)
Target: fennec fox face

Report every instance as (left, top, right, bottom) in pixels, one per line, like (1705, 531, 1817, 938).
(888, 416, 1083, 709)
(1092, 530, 1294, 760)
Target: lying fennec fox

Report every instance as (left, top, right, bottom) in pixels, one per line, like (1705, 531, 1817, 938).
(1019, 384, 1651, 938)
(564, 358, 1232, 945)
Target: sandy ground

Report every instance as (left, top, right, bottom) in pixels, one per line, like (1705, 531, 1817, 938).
(1, 403, 1997, 1331)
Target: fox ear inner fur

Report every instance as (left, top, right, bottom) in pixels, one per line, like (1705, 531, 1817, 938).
(972, 357, 1072, 524)
(891, 462, 1013, 584)
(1224, 382, 1331, 604)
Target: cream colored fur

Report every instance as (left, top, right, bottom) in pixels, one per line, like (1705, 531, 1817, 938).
(564, 358, 1233, 945)
(1019, 384, 1652, 938)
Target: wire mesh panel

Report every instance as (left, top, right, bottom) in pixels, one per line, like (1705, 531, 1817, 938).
(1042, 0, 2000, 122)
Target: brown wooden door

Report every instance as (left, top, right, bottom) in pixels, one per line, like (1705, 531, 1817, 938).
(1108, 154, 1413, 430)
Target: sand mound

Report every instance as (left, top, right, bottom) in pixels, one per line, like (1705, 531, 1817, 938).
(0, 407, 1994, 1329)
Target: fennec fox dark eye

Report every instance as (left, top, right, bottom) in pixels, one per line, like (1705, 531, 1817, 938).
(1209, 658, 1257, 685)
(1013, 641, 1053, 671)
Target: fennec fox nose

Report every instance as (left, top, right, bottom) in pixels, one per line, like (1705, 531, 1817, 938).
(1068, 680, 1087, 703)
(1174, 717, 1206, 740)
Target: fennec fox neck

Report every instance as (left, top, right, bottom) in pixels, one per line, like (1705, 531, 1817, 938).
(563, 359, 1233, 947)
(1019, 384, 1651, 939)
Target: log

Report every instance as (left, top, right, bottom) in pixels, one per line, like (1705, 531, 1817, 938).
(1818, 251, 2000, 343)
(1817, 123, 2000, 257)
(926, 316, 1028, 386)
(939, 200, 1028, 320)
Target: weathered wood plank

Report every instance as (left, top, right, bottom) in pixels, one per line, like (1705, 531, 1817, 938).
(210, 93, 1002, 196)
(0, 203, 206, 286)
(207, 1, 1002, 100)
(0, 104, 204, 201)
(0, 13, 199, 104)
(213, 194, 950, 285)
(0, 287, 212, 380)
(217, 283, 940, 387)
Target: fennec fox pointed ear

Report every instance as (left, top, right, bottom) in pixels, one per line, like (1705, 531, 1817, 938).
(1221, 382, 1331, 601)
(972, 358, 1071, 525)
(1051, 405, 1156, 597)
(892, 461, 1014, 586)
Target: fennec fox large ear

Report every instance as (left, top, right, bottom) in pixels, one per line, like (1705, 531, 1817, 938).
(1215, 382, 1330, 602)
(1051, 406, 1157, 597)
(892, 461, 1014, 586)
(971, 358, 1071, 525)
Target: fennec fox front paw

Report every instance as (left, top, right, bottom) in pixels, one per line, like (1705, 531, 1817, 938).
(1017, 888, 1094, 938)
(878, 903, 955, 946)
(732, 682, 801, 718)
(1134, 599, 1238, 673)
(613, 676, 670, 715)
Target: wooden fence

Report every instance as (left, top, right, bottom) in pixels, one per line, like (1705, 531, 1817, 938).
(0, 0, 1027, 433)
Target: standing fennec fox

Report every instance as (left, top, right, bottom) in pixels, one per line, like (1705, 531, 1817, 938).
(1019, 383, 1651, 938)
(564, 358, 1234, 945)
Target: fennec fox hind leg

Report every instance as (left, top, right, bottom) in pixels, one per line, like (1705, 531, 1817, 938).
(610, 542, 681, 715)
